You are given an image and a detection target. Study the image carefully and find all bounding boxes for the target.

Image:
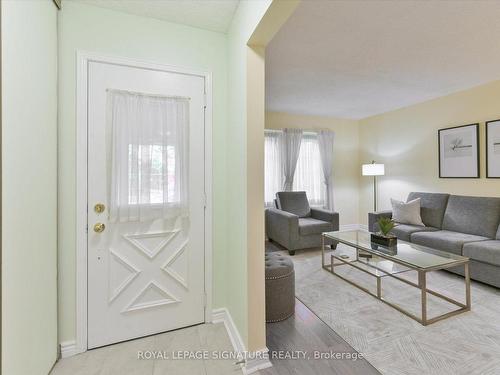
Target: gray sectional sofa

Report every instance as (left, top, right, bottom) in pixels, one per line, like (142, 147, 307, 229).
(369, 192, 500, 288)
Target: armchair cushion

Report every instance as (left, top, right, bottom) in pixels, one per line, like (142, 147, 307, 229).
(298, 218, 334, 236)
(276, 191, 311, 218)
(311, 208, 337, 223)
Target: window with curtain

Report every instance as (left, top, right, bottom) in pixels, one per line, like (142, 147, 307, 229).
(108, 89, 189, 222)
(264, 130, 325, 207)
(293, 133, 325, 206)
(264, 131, 283, 206)
(127, 144, 176, 205)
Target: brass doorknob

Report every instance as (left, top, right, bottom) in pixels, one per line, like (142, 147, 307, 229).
(94, 223, 106, 233)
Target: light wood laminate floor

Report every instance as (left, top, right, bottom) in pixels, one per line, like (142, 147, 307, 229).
(258, 299, 380, 375)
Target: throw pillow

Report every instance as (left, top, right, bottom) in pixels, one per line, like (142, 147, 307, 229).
(391, 198, 425, 226)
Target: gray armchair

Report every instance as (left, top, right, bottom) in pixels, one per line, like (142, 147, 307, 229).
(265, 191, 339, 255)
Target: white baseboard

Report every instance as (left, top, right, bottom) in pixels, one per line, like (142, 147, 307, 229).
(60, 340, 80, 358)
(212, 308, 246, 354)
(212, 308, 272, 374)
(243, 347, 273, 374)
(340, 224, 368, 232)
(60, 307, 272, 374)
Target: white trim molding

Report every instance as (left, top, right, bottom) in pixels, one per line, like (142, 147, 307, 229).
(244, 347, 273, 375)
(212, 308, 246, 354)
(212, 308, 273, 374)
(74, 51, 214, 355)
(60, 341, 78, 359)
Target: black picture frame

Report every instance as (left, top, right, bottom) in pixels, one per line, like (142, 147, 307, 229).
(438, 123, 480, 178)
(486, 119, 500, 178)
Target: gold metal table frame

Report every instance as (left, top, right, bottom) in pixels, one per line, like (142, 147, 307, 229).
(321, 234, 471, 326)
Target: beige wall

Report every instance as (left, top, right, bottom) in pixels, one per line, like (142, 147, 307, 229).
(358, 79, 500, 225)
(1, 0, 58, 373)
(265, 111, 360, 226)
(226, 0, 272, 351)
(246, 45, 267, 351)
(227, 0, 298, 352)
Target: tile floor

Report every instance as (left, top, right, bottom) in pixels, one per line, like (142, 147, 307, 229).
(50, 323, 243, 375)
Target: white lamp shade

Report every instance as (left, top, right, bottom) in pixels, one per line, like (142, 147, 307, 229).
(362, 163, 385, 176)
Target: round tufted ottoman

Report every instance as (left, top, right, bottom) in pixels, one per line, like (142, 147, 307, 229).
(265, 253, 295, 323)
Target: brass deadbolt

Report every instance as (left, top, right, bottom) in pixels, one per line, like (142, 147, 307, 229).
(94, 203, 105, 214)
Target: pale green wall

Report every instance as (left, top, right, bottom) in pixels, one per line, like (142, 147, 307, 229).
(58, 1, 228, 343)
(226, 0, 272, 347)
(1, 0, 58, 373)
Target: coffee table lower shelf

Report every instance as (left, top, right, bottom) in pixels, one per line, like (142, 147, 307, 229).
(321, 236, 471, 326)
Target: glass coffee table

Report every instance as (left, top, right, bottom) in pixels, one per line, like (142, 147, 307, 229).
(322, 230, 471, 325)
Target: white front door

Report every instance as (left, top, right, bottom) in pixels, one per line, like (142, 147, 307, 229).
(87, 61, 206, 349)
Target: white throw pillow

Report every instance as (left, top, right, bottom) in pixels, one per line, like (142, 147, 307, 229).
(391, 198, 425, 226)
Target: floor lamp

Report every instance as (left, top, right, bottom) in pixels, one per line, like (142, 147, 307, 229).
(362, 161, 385, 212)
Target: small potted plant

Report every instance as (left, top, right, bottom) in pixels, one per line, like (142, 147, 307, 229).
(371, 217, 398, 248)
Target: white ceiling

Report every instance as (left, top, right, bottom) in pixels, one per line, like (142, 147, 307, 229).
(266, 0, 500, 120)
(69, 0, 239, 33)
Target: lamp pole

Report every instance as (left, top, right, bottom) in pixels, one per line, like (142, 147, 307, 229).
(362, 160, 384, 213)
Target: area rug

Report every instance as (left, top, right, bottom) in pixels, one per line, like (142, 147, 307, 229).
(266, 241, 500, 375)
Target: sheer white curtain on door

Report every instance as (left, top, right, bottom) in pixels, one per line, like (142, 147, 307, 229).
(317, 130, 335, 210)
(280, 128, 303, 191)
(108, 89, 189, 222)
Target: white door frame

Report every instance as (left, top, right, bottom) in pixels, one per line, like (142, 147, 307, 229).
(75, 51, 213, 354)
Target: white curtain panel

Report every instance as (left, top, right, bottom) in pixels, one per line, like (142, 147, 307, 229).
(317, 130, 335, 210)
(264, 131, 283, 206)
(108, 90, 189, 222)
(280, 128, 303, 191)
(293, 133, 326, 207)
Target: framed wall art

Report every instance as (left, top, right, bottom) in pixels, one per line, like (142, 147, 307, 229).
(438, 123, 479, 178)
(486, 119, 500, 178)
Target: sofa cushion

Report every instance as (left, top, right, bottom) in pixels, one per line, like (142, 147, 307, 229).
(442, 195, 500, 238)
(298, 218, 333, 236)
(391, 198, 424, 226)
(276, 191, 311, 218)
(411, 230, 489, 255)
(463, 241, 500, 266)
(391, 224, 438, 242)
(407, 192, 450, 229)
